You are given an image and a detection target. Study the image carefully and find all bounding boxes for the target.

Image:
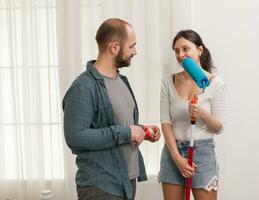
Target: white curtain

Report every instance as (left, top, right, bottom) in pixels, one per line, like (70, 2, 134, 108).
(0, 0, 72, 199)
(0, 0, 192, 199)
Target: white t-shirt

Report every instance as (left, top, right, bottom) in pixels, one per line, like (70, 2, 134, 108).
(160, 75, 227, 141)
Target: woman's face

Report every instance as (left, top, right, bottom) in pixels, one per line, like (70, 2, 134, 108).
(173, 37, 203, 65)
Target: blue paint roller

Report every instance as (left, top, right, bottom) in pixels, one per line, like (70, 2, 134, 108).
(181, 57, 210, 200)
(181, 57, 210, 91)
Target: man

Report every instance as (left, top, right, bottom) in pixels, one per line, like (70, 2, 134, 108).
(62, 18, 160, 200)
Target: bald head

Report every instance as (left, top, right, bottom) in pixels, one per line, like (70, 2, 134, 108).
(95, 18, 132, 52)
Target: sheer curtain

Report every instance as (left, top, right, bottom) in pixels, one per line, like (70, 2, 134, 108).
(0, 0, 192, 199)
(0, 0, 72, 199)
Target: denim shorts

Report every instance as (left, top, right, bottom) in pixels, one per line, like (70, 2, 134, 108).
(158, 139, 219, 191)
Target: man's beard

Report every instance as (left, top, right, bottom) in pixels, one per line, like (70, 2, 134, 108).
(115, 49, 132, 68)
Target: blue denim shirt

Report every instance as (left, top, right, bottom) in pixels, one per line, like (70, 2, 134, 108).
(62, 60, 147, 199)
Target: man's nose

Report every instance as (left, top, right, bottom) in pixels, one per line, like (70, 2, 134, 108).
(133, 47, 137, 55)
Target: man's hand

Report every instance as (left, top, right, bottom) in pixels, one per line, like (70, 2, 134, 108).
(130, 125, 146, 146)
(143, 125, 161, 142)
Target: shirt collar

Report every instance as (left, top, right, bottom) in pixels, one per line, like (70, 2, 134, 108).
(86, 60, 121, 80)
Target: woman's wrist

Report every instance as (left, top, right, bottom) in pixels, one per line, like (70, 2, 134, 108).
(172, 151, 181, 162)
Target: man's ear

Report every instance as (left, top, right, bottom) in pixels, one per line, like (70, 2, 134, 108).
(109, 41, 120, 55)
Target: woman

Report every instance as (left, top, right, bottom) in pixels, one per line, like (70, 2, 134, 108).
(159, 30, 227, 200)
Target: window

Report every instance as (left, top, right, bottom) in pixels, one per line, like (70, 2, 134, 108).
(0, 0, 64, 180)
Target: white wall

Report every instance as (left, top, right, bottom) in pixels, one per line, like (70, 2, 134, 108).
(190, 1, 259, 199)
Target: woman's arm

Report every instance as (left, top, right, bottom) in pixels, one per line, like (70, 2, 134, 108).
(160, 77, 196, 177)
(162, 123, 196, 178)
(189, 82, 227, 134)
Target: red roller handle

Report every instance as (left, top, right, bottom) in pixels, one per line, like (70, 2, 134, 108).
(186, 147, 194, 200)
(188, 146, 194, 166)
(190, 95, 198, 124)
(186, 95, 198, 200)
